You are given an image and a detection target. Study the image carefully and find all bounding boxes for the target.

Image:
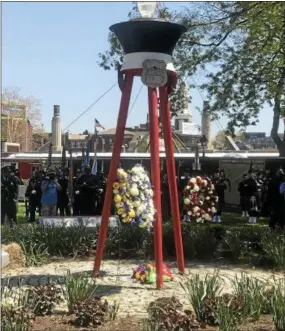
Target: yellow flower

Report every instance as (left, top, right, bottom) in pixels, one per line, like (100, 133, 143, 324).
(113, 182, 120, 189)
(120, 182, 127, 188)
(114, 195, 121, 203)
(128, 210, 135, 218)
(122, 216, 131, 223)
(117, 208, 124, 215)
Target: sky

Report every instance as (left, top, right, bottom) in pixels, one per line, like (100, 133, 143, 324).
(2, 1, 282, 137)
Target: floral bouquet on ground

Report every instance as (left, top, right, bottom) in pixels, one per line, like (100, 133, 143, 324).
(132, 263, 173, 284)
(182, 176, 218, 223)
(113, 164, 155, 229)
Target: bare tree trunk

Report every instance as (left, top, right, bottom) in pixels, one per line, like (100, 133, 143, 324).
(271, 94, 285, 157)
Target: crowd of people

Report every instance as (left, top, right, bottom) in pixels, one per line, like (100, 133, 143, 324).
(1, 164, 284, 230)
(1, 165, 106, 225)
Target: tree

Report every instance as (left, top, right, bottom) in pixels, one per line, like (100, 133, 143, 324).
(1, 87, 42, 150)
(97, 1, 285, 155)
(199, 2, 285, 155)
(212, 131, 227, 150)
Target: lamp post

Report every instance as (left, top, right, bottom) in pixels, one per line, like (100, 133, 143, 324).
(93, 1, 186, 288)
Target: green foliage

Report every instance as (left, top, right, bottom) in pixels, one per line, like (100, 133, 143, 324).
(214, 297, 239, 331)
(62, 270, 98, 313)
(20, 241, 49, 267)
(271, 280, 285, 331)
(261, 232, 285, 270)
(72, 296, 109, 328)
(1, 287, 34, 331)
(143, 296, 200, 331)
(28, 284, 62, 316)
(181, 273, 223, 322)
(230, 273, 270, 321)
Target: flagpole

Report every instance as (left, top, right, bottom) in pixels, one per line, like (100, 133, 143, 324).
(92, 118, 98, 175)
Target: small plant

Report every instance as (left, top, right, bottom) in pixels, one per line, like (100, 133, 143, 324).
(1, 287, 34, 331)
(181, 273, 223, 322)
(200, 294, 243, 326)
(222, 230, 243, 262)
(108, 301, 120, 321)
(215, 298, 238, 331)
(72, 296, 109, 327)
(20, 241, 49, 267)
(271, 280, 285, 331)
(62, 270, 97, 313)
(28, 284, 62, 316)
(230, 273, 266, 321)
(144, 296, 200, 331)
(261, 233, 285, 270)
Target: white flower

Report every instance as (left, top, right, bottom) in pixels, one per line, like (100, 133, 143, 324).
(184, 198, 191, 205)
(196, 217, 203, 223)
(211, 184, 215, 190)
(189, 178, 197, 184)
(202, 180, 208, 186)
(211, 207, 217, 213)
(187, 211, 192, 215)
(193, 185, 200, 192)
(199, 200, 203, 205)
(208, 190, 213, 194)
(133, 200, 141, 208)
(130, 187, 139, 197)
(113, 189, 119, 194)
(205, 196, 210, 200)
(193, 206, 200, 213)
(186, 185, 190, 190)
(204, 213, 212, 221)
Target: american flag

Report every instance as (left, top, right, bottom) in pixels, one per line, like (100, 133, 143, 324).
(95, 118, 105, 132)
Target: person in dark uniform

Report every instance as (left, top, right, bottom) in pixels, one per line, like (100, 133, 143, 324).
(268, 169, 285, 230)
(1, 167, 19, 226)
(73, 169, 82, 216)
(76, 166, 98, 216)
(238, 173, 249, 217)
(242, 170, 258, 223)
(212, 169, 231, 223)
(248, 195, 260, 223)
(25, 173, 42, 222)
(261, 169, 273, 217)
(95, 171, 106, 215)
(57, 168, 71, 216)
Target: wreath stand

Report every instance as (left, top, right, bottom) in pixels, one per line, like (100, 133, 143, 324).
(93, 18, 186, 289)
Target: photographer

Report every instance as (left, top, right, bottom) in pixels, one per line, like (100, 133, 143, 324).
(41, 170, 61, 216)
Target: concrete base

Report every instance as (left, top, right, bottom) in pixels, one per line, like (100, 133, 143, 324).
(39, 216, 119, 228)
(1, 250, 10, 268)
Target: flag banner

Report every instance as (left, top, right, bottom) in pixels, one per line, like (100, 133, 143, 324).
(95, 118, 105, 132)
(47, 143, 52, 169)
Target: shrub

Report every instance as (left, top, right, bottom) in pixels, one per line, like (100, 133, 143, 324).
(72, 296, 109, 327)
(20, 241, 49, 267)
(62, 270, 97, 313)
(271, 281, 285, 331)
(222, 230, 244, 262)
(261, 233, 285, 270)
(1, 287, 34, 331)
(215, 298, 238, 331)
(28, 284, 62, 316)
(181, 273, 222, 322)
(143, 296, 200, 331)
(230, 273, 268, 321)
(200, 294, 243, 326)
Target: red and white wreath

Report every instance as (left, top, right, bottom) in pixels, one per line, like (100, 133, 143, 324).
(183, 176, 218, 223)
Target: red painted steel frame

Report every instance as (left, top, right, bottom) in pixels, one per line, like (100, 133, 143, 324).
(93, 72, 134, 276)
(148, 87, 164, 289)
(159, 85, 185, 273)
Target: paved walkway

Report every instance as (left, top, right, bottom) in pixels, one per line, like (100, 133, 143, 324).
(2, 260, 283, 318)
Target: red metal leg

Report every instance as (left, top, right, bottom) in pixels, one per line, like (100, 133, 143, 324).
(93, 72, 134, 276)
(148, 87, 164, 289)
(159, 85, 185, 274)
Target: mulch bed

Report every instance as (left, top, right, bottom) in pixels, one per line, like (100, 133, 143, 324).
(30, 314, 274, 331)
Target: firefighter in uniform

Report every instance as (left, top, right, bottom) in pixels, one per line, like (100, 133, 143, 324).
(25, 172, 42, 222)
(1, 167, 19, 226)
(57, 168, 71, 216)
(76, 166, 98, 216)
